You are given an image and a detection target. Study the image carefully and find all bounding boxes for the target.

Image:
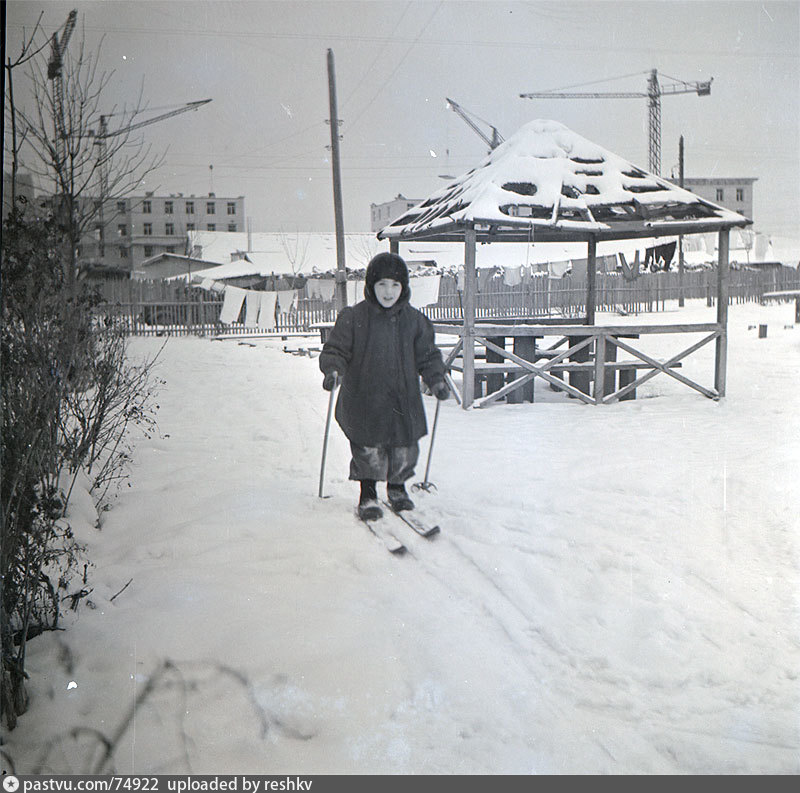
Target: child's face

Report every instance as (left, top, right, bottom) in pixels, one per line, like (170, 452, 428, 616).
(374, 278, 402, 308)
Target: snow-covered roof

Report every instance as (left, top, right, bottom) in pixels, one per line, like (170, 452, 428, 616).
(186, 230, 389, 276)
(378, 120, 752, 243)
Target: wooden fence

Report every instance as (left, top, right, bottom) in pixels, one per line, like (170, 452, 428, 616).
(96, 267, 800, 337)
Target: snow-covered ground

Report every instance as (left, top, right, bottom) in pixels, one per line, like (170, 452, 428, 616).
(5, 299, 799, 775)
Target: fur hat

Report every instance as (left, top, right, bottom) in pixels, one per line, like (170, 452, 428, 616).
(365, 252, 410, 304)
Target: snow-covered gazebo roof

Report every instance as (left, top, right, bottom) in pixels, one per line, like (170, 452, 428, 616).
(378, 120, 751, 243)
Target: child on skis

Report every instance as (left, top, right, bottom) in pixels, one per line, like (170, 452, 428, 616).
(319, 252, 449, 520)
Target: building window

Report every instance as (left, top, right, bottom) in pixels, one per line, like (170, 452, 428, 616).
(207, 201, 215, 214)
(187, 222, 195, 231)
(716, 188, 724, 201)
(118, 224, 127, 237)
(143, 223, 152, 236)
(166, 245, 176, 254)
(94, 224, 103, 241)
(736, 188, 744, 202)
(99, 244, 105, 257)
(227, 202, 236, 215)
(186, 201, 194, 214)
(165, 223, 174, 236)
(119, 246, 129, 259)
(117, 200, 126, 212)
(228, 223, 237, 232)
(207, 223, 216, 231)
(142, 200, 152, 214)
(144, 245, 153, 257)
(164, 200, 173, 214)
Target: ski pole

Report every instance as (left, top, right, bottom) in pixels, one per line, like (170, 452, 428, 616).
(318, 378, 338, 498)
(413, 396, 441, 493)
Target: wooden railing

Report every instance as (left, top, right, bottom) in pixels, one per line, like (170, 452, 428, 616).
(435, 322, 725, 407)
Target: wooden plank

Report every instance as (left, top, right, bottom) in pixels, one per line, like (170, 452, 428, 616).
(474, 370, 595, 407)
(586, 236, 597, 325)
(568, 334, 592, 396)
(509, 336, 537, 403)
(486, 335, 506, 394)
(441, 337, 464, 370)
(462, 224, 477, 409)
(608, 333, 719, 401)
(450, 360, 683, 373)
(472, 335, 598, 405)
(449, 323, 719, 337)
(594, 332, 606, 402)
(715, 229, 730, 397)
(479, 335, 594, 371)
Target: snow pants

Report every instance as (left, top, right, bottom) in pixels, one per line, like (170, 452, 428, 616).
(348, 441, 419, 484)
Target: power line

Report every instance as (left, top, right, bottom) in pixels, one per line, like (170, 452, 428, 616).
(342, 1, 444, 135)
(7, 22, 796, 59)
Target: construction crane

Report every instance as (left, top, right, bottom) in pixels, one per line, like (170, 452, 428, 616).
(446, 97, 504, 153)
(91, 99, 212, 250)
(47, 9, 78, 166)
(520, 69, 712, 175)
(93, 99, 212, 197)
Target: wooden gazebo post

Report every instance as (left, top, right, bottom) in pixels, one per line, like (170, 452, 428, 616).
(715, 228, 730, 396)
(462, 223, 477, 408)
(585, 235, 597, 325)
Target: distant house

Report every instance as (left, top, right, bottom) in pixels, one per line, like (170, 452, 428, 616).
(186, 230, 388, 276)
(133, 252, 219, 281)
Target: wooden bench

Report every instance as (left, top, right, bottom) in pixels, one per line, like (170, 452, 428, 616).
(448, 359, 683, 401)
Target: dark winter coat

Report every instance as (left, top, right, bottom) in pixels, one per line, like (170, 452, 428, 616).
(319, 290, 445, 447)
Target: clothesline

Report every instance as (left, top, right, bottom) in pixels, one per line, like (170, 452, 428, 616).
(192, 273, 446, 326)
(194, 260, 625, 328)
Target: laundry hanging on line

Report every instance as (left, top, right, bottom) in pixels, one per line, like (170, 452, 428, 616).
(503, 266, 522, 287)
(219, 286, 247, 324)
(244, 291, 261, 327)
(256, 291, 277, 330)
(409, 275, 442, 309)
(275, 290, 296, 314)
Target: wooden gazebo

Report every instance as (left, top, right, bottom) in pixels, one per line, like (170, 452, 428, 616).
(378, 120, 752, 408)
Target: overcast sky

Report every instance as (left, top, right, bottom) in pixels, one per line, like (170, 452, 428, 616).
(6, 0, 799, 255)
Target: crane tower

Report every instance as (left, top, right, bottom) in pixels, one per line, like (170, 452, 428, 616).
(445, 97, 504, 153)
(91, 99, 212, 240)
(520, 69, 712, 175)
(47, 9, 78, 167)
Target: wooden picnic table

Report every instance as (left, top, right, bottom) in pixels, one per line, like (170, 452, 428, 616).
(435, 321, 715, 407)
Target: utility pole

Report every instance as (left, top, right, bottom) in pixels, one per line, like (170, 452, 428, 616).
(327, 49, 347, 311)
(678, 135, 685, 306)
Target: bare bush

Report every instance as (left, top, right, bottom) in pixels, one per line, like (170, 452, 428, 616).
(2, 10, 165, 730)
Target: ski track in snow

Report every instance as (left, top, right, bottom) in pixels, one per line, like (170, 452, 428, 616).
(8, 302, 800, 775)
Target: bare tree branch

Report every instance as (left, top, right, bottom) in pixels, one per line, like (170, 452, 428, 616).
(13, 20, 165, 285)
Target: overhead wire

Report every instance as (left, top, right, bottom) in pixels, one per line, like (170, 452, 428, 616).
(341, 1, 444, 136)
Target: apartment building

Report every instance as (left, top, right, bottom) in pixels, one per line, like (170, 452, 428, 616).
(370, 194, 422, 232)
(673, 177, 757, 221)
(80, 192, 245, 274)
